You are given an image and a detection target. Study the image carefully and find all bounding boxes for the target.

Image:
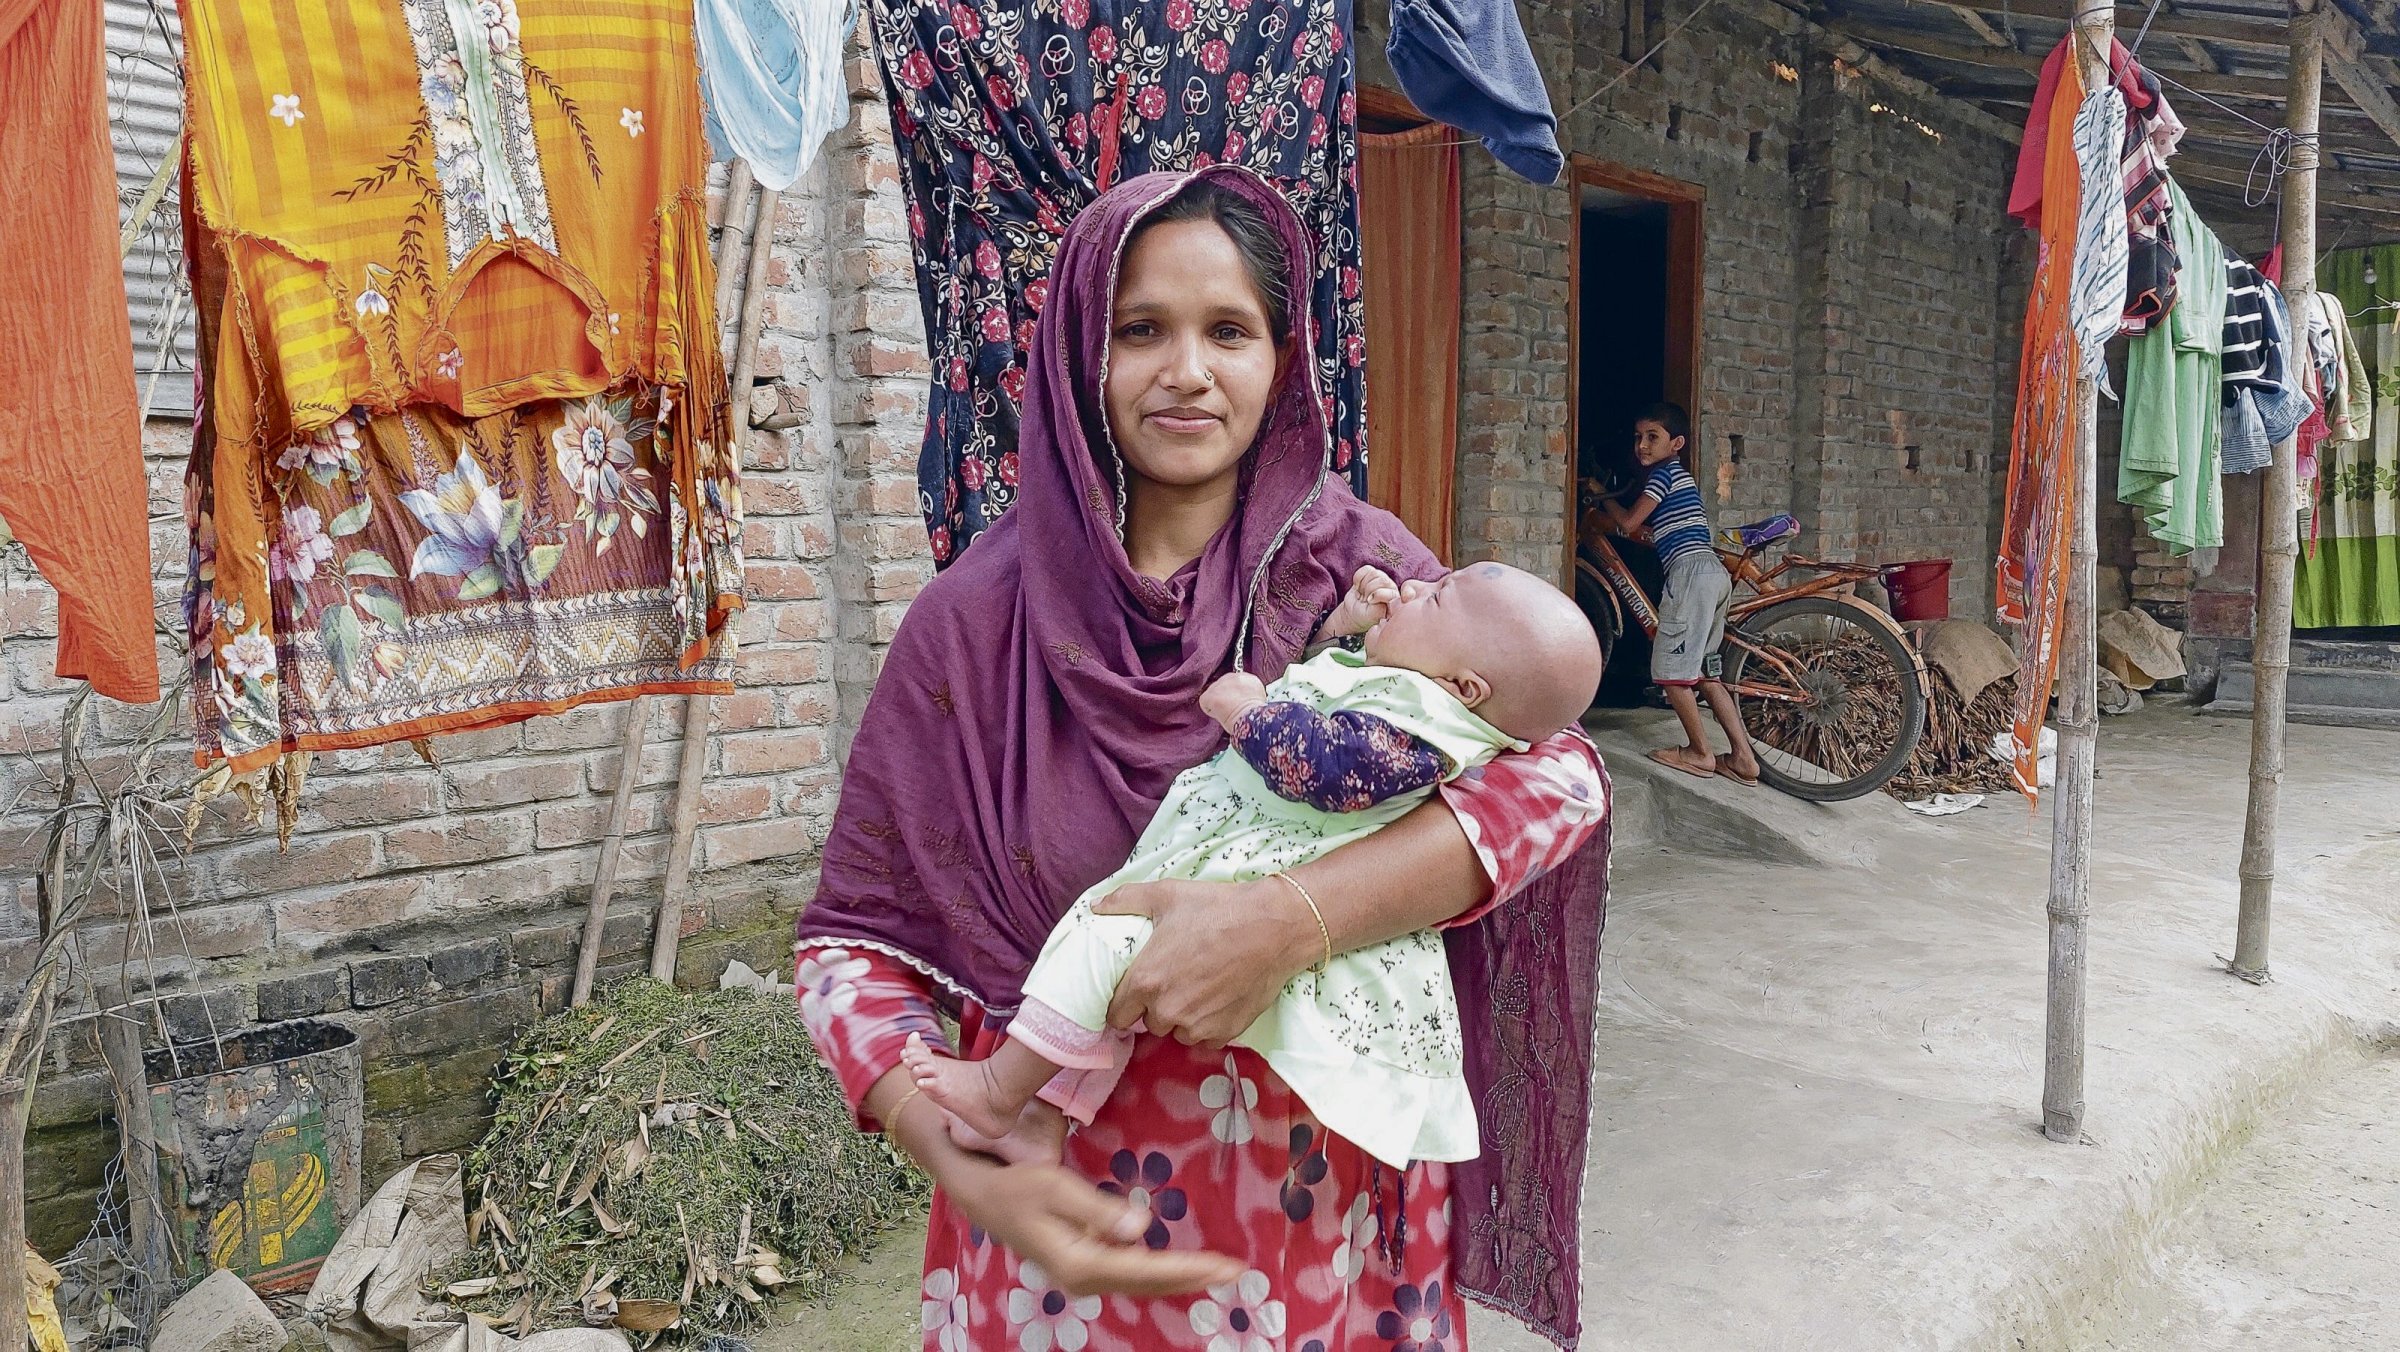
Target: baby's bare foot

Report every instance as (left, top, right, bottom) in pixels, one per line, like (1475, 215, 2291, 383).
(903, 1033, 1023, 1143)
(943, 1099, 1068, 1167)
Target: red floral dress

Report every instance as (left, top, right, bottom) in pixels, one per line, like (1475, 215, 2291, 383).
(799, 731, 1607, 1352)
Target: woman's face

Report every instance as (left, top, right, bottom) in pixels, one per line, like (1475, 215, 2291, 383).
(1104, 217, 1285, 496)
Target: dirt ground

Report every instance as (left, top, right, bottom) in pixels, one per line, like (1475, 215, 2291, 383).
(747, 1217, 927, 1352)
(2074, 1051, 2400, 1350)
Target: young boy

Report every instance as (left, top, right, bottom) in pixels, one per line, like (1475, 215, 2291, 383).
(1601, 402, 1762, 785)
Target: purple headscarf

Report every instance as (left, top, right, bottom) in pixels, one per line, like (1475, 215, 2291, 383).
(799, 165, 1608, 1348)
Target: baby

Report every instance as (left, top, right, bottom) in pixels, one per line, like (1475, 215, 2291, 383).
(903, 561, 1604, 1169)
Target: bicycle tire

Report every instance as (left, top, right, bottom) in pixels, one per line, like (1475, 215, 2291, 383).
(1723, 595, 1928, 802)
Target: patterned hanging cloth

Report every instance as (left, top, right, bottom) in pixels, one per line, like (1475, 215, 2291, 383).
(177, 0, 745, 775)
(865, 0, 1368, 565)
(1996, 48, 2085, 802)
(2296, 246, 2400, 627)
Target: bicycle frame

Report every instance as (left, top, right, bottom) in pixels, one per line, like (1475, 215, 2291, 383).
(1576, 531, 1902, 709)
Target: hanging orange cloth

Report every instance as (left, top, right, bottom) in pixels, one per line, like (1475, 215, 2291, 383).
(1359, 122, 1462, 564)
(179, 0, 741, 773)
(0, 0, 164, 704)
(1996, 52, 2086, 801)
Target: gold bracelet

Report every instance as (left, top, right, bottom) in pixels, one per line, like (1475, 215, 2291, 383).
(1271, 871, 1333, 973)
(884, 1084, 924, 1138)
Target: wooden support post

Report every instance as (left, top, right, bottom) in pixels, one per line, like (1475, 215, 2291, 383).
(576, 162, 758, 1002)
(2043, 0, 2113, 1146)
(574, 699, 649, 1006)
(98, 1014, 166, 1280)
(2232, 4, 2323, 982)
(652, 183, 783, 985)
(0, 1076, 27, 1352)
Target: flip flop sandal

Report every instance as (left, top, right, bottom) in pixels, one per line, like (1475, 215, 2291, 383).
(1716, 763, 1761, 789)
(1647, 747, 1717, 780)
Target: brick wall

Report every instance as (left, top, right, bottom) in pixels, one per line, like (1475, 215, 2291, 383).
(3, 62, 930, 1251)
(1360, 1, 2028, 616)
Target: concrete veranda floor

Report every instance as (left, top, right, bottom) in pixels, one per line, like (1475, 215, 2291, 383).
(765, 703, 2400, 1350)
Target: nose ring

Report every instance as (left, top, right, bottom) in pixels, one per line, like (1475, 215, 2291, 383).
(1202, 370, 1217, 385)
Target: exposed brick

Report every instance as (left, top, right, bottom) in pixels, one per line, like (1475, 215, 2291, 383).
(214, 834, 379, 897)
(445, 760, 587, 809)
(384, 986, 540, 1056)
(274, 879, 427, 953)
(705, 816, 817, 869)
(428, 936, 509, 989)
(511, 924, 579, 971)
(161, 986, 252, 1044)
(300, 773, 443, 829)
(258, 967, 350, 1022)
(718, 730, 827, 776)
(351, 955, 433, 1008)
(384, 814, 537, 870)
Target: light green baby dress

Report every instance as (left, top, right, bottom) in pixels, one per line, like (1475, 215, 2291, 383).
(1015, 649, 1523, 1168)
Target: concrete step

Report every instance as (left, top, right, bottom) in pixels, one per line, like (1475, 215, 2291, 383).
(2204, 659, 2400, 731)
(1580, 708, 1921, 868)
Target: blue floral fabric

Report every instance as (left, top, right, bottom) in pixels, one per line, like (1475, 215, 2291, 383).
(865, 0, 1368, 564)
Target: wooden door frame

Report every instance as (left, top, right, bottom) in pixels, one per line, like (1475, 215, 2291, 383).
(1565, 155, 1705, 591)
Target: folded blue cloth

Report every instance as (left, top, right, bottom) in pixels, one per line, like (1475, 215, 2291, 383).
(1387, 0, 1564, 185)
(697, 0, 859, 191)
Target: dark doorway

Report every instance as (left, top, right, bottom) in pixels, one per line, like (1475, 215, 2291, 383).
(1569, 163, 1703, 707)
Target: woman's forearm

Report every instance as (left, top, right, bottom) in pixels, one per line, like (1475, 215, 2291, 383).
(865, 1063, 999, 1187)
(1282, 797, 1487, 956)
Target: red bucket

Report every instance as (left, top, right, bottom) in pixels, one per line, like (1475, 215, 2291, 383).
(1882, 558, 1952, 622)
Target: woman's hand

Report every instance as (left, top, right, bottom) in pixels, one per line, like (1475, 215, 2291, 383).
(873, 1068, 1242, 1298)
(945, 1156, 1244, 1298)
(1093, 877, 1311, 1045)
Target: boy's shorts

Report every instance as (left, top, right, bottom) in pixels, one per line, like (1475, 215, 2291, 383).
(1652, 551, 1732, 686)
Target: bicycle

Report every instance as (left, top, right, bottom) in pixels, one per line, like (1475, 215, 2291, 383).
(1575, 482, 1931, 802)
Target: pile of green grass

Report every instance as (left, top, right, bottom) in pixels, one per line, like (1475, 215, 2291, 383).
(452, 979, 927, 1341)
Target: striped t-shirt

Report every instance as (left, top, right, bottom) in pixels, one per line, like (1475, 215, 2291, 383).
(1640, 459, 1714, 566)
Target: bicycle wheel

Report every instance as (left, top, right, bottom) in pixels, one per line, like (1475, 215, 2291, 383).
(1722, 596, 1927, 801)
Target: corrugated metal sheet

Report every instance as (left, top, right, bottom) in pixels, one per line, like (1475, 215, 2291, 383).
(106, 0, 194, 418)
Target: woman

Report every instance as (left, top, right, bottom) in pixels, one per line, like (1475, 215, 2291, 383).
(797, 166, 1611, 1351)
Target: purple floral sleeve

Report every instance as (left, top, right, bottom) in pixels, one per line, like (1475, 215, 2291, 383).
(1227, 701, 1450, 813)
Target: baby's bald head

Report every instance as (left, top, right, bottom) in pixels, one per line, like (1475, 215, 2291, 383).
(1363, 562, 1603, 742)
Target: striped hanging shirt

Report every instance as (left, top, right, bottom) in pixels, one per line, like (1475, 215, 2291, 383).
(1641, 459, 1715, 566)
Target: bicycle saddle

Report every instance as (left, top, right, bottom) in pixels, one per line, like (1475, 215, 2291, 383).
(1726, 514, 1801, 551)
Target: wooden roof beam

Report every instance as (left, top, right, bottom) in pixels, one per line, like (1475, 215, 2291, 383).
(2313, 3, 2400, 159)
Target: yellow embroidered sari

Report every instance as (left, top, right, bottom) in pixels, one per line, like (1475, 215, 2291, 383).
(180, 0, 740, 772)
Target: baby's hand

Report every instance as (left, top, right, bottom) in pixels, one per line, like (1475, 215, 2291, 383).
(1201, 672, 1270, 731)
(1319, 565, 1399, 640)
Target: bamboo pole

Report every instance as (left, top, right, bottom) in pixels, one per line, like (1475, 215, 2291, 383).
(2043, 0, 2114, 1146)
(573, 703, 649, 1007)
(2231, 3, 2323, 983)
(0, 1076, 26, 1352)
(574, 162, 757, 1001)
(98, 1014, 166, 1280)
(653, 181, 781, 984)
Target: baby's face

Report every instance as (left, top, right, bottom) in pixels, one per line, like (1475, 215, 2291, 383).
(1362, 563, 1512, 677)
